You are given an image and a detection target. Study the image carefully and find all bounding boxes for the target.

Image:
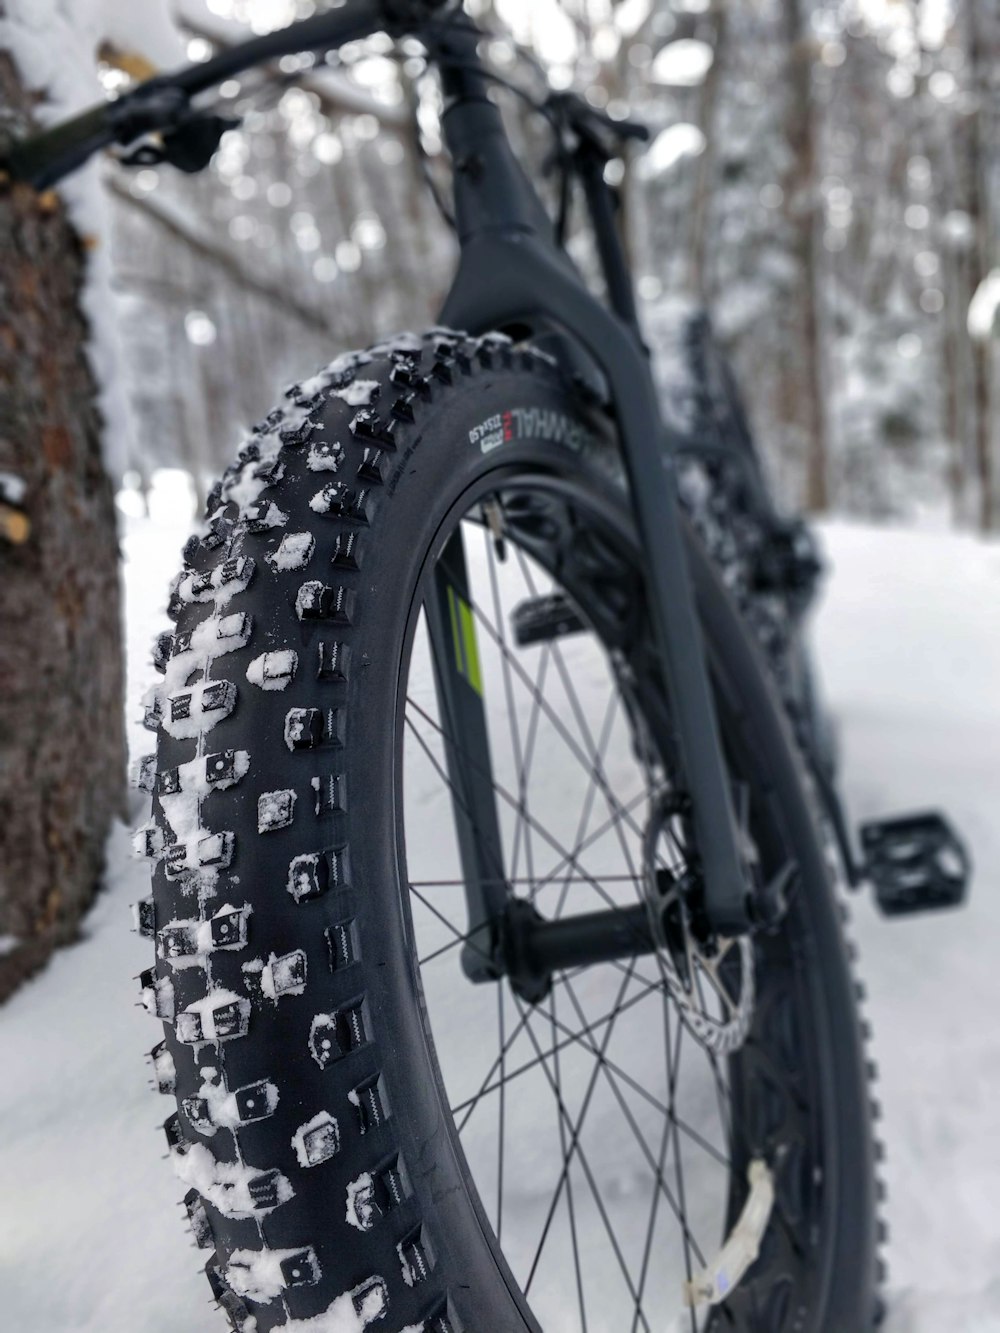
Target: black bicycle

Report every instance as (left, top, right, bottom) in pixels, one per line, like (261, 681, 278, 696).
(6, 3, 971, 1330)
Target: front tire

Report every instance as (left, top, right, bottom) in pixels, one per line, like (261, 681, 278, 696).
(135, 330, 878, 1332)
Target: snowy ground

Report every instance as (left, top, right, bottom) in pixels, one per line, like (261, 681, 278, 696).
(1, 504, 998, 1332)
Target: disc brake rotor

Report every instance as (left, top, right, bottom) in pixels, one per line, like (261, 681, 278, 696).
(643, 796, 756, 1056)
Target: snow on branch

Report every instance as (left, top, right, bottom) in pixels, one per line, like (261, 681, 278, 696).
(108, 177, 337, 336)
(173, 2, 409, 129)
(0, 0, 183, 476)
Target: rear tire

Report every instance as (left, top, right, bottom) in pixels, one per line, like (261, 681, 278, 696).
(135, 330, 878, 1332)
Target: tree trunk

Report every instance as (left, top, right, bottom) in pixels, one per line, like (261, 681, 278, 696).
(781, 0, 829, 513)
(0, 48, 126, 1002)
(687, 0, 728, 300)
(965, 2, 997, 532)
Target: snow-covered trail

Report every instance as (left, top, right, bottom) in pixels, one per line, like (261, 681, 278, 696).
(0, 513, 997, 1332)
(813, 522, 1000, 1333)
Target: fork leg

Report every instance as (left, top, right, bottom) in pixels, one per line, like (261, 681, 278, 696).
(423, 527, 509, 980)
(440, 233, 752, 935)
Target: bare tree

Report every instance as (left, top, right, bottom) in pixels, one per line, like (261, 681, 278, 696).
(0, 36, 125, 1002)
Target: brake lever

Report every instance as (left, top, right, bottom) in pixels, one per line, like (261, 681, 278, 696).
(117, 111, 240, 174)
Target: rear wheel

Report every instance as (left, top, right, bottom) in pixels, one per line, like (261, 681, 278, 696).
(136, 330, 878, 1333)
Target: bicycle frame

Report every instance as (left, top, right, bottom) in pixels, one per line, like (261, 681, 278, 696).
(3, 0, 752, 938)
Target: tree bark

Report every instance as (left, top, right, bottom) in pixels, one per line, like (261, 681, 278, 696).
(964, 2, 997, 532)
(781, 0, 829, 513)
(687, 0, 728, 299)
(0, 48, 126, 1002)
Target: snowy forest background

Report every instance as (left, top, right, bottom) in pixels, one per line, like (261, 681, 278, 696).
(70, 0, 1000, 534)
(2, 4, 1000, 1330)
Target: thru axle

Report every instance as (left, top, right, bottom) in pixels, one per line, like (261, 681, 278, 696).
(462, 896, 657, 1004)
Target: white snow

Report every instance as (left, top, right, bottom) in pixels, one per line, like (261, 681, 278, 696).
(331, 379, 380, 408)
(296, 580, 330, 618)
(157, 902, 250, 972)
(310, 485, 342, 515)
(174, 557, 255, 608)
(159, 750, 249, 819)
(170, 1142, 292, 1219)
(0, 0, 182, 477)
(244, 950, 307, 1001)
(247, 649, 298, 691)
(267, 532, 316, 571)
(258, 788, 297, 832)
(213, 348, 382, 526)
(253, 502, 289, 530)
(0, 509, 998, 1331)
(176, 987, 248, 1044)
(150, 1041, 175, 1095)
(191, 1067, 238, 1132)
(292, 1111, 342, 1169)
(226, 1246, 318, 1303)
(639, 124, 707, 179)
(0, 471, 28, 505)
(139, 971, 174, 1021)
(160, 678, 237, 740)
(968, 269, 1000, 341)
(308, 441, 345, 472)
(287, 851, 324, 903)
(272, 1278, 388, 1333)
(650, 38, 715, 86)
(285, 707, 318, 750)
(195, 1066, 278, 1132)
(345, 1172, 377, 1231)
(396, 1240, 417, 1288)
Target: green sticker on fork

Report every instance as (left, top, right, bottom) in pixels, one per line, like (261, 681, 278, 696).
(447, 586, 483, 697)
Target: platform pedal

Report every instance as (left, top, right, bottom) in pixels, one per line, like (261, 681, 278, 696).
(511, 593, 585, 647)
(860, 811, 970, 917)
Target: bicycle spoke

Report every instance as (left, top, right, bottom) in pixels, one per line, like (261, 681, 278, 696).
(450, 978, 665, 1123)
(513, 545, 648, 910)
(549, 988, 588, 1331)
(410, 874, 647, 888)
(552, 690, 624, 923)
(497, 981, 506, 1243)
(401, 494, 770, 1331)
(462, 581, 651, 851)
(408, 881, 495, 971)
(411, 843, 729, 1170)
(513, 986, 650, 1327)
(407, 695, 657, 954)
(517, 962, 633, 1291)
(510, 643, 549, 883)
(559, 972, 715, 1261)
(403, 709, 507, 892)
(632, 1089, 673, 1333)
(665, 1005, 699, 1333)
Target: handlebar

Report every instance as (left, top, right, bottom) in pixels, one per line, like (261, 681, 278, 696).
(1, 0, 396, 190)
(4, 105, 117, 190)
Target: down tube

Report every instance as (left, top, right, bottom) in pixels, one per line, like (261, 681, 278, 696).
(439, 233, 752, 936)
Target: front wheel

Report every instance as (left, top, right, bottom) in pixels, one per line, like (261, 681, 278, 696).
(136, 330, 879, 1333)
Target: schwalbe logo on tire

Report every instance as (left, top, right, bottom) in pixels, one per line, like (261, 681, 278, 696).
(469, 407, 596, 454)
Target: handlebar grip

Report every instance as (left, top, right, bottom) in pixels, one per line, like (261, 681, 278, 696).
(3, 104, 114, 191)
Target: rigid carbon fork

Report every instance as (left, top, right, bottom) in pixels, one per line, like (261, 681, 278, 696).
(432, 14, 756, 938)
